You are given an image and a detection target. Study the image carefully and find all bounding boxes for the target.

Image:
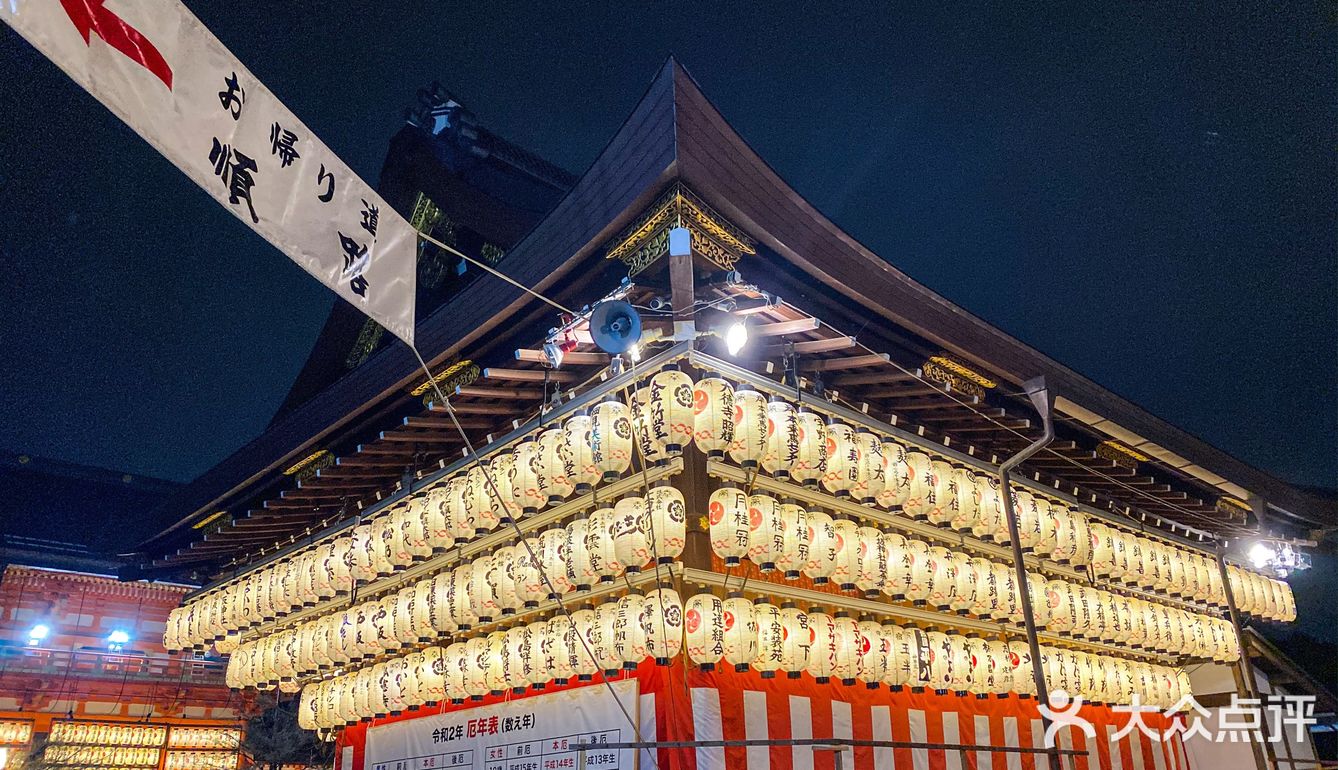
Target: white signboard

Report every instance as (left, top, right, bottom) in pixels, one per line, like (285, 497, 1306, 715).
(366, 681, 640, 770)
(1, 0, 417, 344)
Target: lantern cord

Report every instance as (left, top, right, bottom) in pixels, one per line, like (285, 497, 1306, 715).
(409, 345, 645, 747)
(417, 232, 573, 315)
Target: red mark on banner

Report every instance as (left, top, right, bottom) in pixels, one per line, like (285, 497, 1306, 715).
(59, 0, 173, 89)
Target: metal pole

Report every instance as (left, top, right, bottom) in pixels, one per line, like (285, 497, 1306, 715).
(1217, 544, 1276, 770)
(998, 376, 1061, 770)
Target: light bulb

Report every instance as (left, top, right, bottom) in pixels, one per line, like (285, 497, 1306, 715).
(1248, 542, 1275, 570)
(725, 321, 748, 356)
(28, 624, 49, 644)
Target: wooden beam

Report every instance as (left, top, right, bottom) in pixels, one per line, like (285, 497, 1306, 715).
(514, 349, 609, 366)
(379, 430, 464, 443)
(752, 317, 820, 338)
(761, 336, 856, 357)
(880, 397, 979, 410)
(454, 385, 544, 400)
(803, 353, 889, 372)
(428, 401, 518, 416)
(482, 367, 579, 383)
(830, 369, 920, 387)
(402, 416, 493, 430)
(915, 408, 1006, 421)
(939, 419, 1031, 432)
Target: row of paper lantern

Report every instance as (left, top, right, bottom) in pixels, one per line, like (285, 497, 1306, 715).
(48, 724, 166, 747)
(165, 729, 239, 750)
(163, 752, 238, 770)
(44, 747, 160, 766)
(293, 590, 1192, 731)
(706, 492, 1238, 658)
(171, 366, 1288, 651)
(1225, 564, 1294, 621)
(218, 495, 1237, 689)
(166, 481, 689, 652)
(0, 721, 32, 747)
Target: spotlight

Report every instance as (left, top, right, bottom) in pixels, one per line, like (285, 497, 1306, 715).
(1248, 542, 1276, 570)
(725, 321, 748, 356)
(107, 630, 130, 650)
(27, 624, 49, 646)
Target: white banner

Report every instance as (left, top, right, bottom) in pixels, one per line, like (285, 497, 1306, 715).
(2, 0, 416, 344)
(366, 681, 640, 770)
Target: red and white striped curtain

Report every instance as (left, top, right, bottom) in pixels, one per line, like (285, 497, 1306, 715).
(338, 660, 1191, 770)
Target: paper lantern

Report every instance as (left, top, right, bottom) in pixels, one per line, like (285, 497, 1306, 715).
(500, 624, 531, 692)
(708, 485, 751, 566)
(484, 451, 522, 525)
(693, 375, 736, 458)
(1025, 571, 1050, 628)
(685, 593, 726, 670)
(747, 493, 785, 571)
(747, 601, 783, 677)
(779, 604, 810, 678)
(774, 501, 810, 579)
(1087, 522, 1115, 575)
(614, 593, 648, 669)
(831, 614, 862, 684)
(489, 545, 520, 615)
(729, 386, 768, 469)
(821, 421, 860, 498)
(390, 586, 418, 647)
(950, 635, 976, 695)
(924, 546, 955, 610)
(583, 509, 622, 584)
(722, 594, 759, 672)
(394, 500, 432, 563)
(857, 619, 888, 686)
(1013, 488, 1041, 552)
(539, 526, 574, 596)
(852, 430, 886, 507)
(547, 619, 580, 684)
(466, 554, 499, 623)
(947, 467, 979, 533)
(591, 601, 623, 675)
(763, 397, 800, 479)
(417, 646, 449, 704)
(925, 631, 951, 693)
(590, 397, 633, 482)
(805, 610, 836, 681)
(903, 538, 932, 604)
(649, 365, 695, 455)
(803, 509, 839, 585)
(967, 474, 1000, 544)
(450, 564, 479, 630)
(568, 605, 599, 680)
(348, 524, 377, 582)
(855, 525, 888, 598)
(641, 588, 684, 665)
(464, 636, 490, 697)
(445, 641, 469, 702)
(902, 449, 935, 519)
(563, 412, 601, 494)
(791, 407, 828, 488)
(537, 427, 576, 505)
(829, 517, 861, 591)
(881, 532, 911, 600)
(949, 552, 977, 614)
(612, 496, 652, 573)
(926, 459, 958, 527)
(524, 621, 550, 688)
(510, 439, 545, 515)
(647, 484, 687, 563)
(419, 487, 454, 555)
(465, 462, 503, 535)
(1070, 513, 1092, 567)
(632, 386, 667, 465)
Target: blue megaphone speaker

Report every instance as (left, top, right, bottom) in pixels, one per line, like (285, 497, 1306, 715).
(589, 300, 642, 354)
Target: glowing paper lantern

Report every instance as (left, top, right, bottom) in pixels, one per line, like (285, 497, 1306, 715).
(775, 501, 810, 579)
(763, 397, 800, 479)
(568, 605, 599, 680)
(881, 532, 911, 600)
(829, 517, 860, 591)
(708, 485, 750, 566)
(632, 386, 667, 466)
(925, 631, 951, 693)
(565, 518, 594, 591)
(489, 545, 520, 615)
(563, 412, 601, 494)
(348, 524, 377, 582)
(538, 526, 574, 596)
(791, 408, 828, 488)
(417, 646, 448, 704)
(613, 593, 648, 669)
(420, 487, 454, 555)
(612, 496, 652, 573)
(537, 427, 576, 505)
(641, 588, 684, 665)
(729, 386, 768, 469)
(821, 421, 860, 498)
(1013, 488, 1041, 552)
(948, 467, 980, 533)
(485, 451, 522, 525)
(744, 603, 784, 680)
(902, 449, 935, 519)
(949, 552, 977, 614)
(925, 546, 955, 610)
(590, 398, 633, 482)
(926, 459, 958, 527)
(1032, 496, 1058, 557)
(510, 439, 545, 515)
(524, 621, 550, 688)
(685, 593, 726, 670)
(465, 461, 504, 534)
(747, 493, 785, 571)
(855, 525, 888, 598)
(649, 365, 695, 455)
(394, 500, 432, 562)
(855, 430, 886, 506)
(803, 509, 839, 585)
(647, 484, 687, 563)
(693, 375, 736, 458)
(904, 538, 932, 604)
(805, 610, 836, 681)
(591, 601, 623, 676)
(779, 604, 810, 678)
(831, 614, 862, 684)
(722, 594, 759, 672)
(971, 474, 1003, 542)
(583, 509, 622, 584)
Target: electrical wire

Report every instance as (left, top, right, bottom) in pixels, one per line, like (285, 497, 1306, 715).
(418, 232, 573, 315)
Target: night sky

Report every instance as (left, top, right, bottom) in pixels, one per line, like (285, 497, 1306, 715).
(1, 2, 1333, 501)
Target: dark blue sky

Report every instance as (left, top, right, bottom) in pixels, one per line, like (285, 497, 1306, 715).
(1, 1, 1333, 495)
